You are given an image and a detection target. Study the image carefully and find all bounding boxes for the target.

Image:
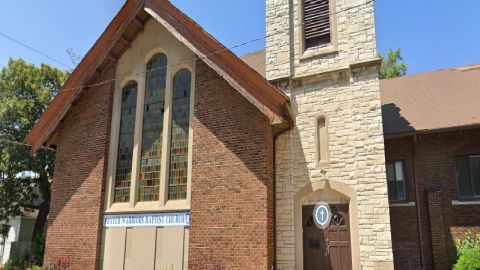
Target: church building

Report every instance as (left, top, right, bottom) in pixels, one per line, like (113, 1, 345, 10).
(25, 0, 480, 269)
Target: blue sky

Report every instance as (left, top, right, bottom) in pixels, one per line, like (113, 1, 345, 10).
(0, 0, 479, 75)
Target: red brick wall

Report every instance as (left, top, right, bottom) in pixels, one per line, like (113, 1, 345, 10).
(385, 137, 426, 270)
(389, 206, 422, 269)
(385, 128, 480, 270)
(188, 60, 275, 269)
(426, 188, 450, 270)
(44, 63, 115, 269)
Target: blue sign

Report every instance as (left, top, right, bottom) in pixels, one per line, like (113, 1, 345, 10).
(103, 212, 190, 228)
(313, 203, 331, 229)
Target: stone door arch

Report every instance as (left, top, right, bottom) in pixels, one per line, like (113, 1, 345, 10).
(294, 180, 361, 270)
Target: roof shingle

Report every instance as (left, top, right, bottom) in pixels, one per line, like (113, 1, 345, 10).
(380, 65, 480, 135)
(25, 1, 293, 153)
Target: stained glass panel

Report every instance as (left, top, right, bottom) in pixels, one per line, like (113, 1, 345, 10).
(139, 54, 167, 202)
(114, 81, 138, 203)
(168, 69, 191, 200)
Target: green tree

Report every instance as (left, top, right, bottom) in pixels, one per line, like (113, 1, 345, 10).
(0, 58, 69, 242)
(379, 48, 408, 79)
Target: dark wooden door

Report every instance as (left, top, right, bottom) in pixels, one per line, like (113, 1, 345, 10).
(302, 204, 351, 270)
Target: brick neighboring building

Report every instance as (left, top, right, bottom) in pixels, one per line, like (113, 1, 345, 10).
(381, 67, 480, 270)
(386, 129, 480, 270)
(25, 0, 480, 269)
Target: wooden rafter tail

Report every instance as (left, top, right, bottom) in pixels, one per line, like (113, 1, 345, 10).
(45, 129, 59, 149)
(119, 35, 132, 48)
(25, 0, 294, 154)
(132, 17, 144, 32)
(107, 53, 119, 64)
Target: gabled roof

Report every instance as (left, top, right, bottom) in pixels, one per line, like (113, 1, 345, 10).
(241, 50, 480, 137)
(25, 0, 293, 153)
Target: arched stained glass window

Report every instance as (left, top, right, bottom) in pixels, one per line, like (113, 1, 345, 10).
(114, 81, 138, 203)
(168, 69, 191, 200)
(139, 54, 168, 202)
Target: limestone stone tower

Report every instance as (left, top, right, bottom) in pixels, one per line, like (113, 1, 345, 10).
(266, 0, 395, 269)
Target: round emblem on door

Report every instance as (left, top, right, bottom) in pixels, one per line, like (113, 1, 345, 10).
(313, 203, 331, 229)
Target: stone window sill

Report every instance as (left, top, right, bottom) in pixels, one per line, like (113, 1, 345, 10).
(451, 200, 480, 206)
(389, 201, 416, 207)
(316, 161, 330, 169)
(300, 45, 338, 61)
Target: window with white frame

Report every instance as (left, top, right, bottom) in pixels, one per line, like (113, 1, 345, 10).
(386, 160, 407, 202)
(455, 154, 480, 200)
(112, 53, 193, 205)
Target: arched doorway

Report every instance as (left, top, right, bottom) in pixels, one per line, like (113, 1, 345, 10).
(302, 203, 351, 270)
(294, 180, 361, 270)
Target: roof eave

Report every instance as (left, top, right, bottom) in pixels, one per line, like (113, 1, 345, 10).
(383, 123, 480, 139)
(144, 1, 292, 125)
(25, 0, 294, 153)
(25, 0, 146, 153)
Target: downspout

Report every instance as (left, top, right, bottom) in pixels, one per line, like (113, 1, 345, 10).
(288, 78, 295, 270)
(273, 134, 277, 270)
(272, 85, 295, 270)
(412, 134, 425, 268)
(272, 1, 296, 267)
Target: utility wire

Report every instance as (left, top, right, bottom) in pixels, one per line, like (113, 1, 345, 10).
(0, 1, 373, 151)
(0, 32, 73, 69)
(34, 0, 374, 94)
(0, 140, 55, 151)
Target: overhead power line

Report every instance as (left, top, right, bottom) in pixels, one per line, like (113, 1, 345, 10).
(0, 32, 73, 69)
(51, 0, 374, 94)
(5, 0, 373, 94)
(0, 140, 55, 151)
(1, 0, 373, 150)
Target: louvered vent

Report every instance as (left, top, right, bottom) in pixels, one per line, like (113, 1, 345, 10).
(304, 0, 331, 49)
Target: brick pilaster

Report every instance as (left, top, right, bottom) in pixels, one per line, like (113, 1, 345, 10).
(426, 188, 450, 270)
(44, 62, 115, 270)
